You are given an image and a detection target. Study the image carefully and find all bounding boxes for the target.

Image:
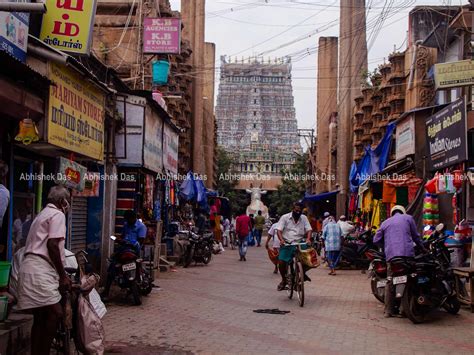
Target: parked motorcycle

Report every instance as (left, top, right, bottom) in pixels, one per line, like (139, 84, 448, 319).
(368, 250, 387, 304)
(388, 224, 460, 323)
(183, 229, 214, 267)
(339, 229, 378, 269)
(108, 236, 153, 305)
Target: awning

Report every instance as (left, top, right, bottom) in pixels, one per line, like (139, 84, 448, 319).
(303, 190, 339, 203)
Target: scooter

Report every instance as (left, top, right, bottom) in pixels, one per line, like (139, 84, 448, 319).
(107, 236, 153, 305)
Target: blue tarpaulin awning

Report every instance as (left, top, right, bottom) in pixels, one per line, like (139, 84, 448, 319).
(302, 190, 339, 203)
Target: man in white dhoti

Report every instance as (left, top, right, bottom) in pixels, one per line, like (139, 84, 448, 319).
(16, 185, 72, 355)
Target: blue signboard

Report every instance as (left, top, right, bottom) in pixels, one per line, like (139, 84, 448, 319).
(0, 1, 30, 62)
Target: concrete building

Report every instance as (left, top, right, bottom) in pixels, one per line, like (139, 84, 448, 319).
(93, 0, 216, 178)
(336, 0, 368, 216)
(216, 56, 301, 190)
(314, 36, 338, 193)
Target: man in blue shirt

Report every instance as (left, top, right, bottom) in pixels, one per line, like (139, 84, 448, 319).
(122, 210, 147, 253)
(102, 210, 147, 300)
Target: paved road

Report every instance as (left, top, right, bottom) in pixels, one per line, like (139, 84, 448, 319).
(104, 242, 474, 355)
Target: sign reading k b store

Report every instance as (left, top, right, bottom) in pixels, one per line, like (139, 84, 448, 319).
(425, 98, 467, 171)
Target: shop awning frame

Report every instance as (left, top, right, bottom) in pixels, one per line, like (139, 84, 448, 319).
(302, 190, 339, 203)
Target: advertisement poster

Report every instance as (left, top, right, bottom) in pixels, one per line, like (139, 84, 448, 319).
(48, 62, 105, 160)
(0, 0, 30, 62)
(426, 98, 467, 171)
(143, 110, 163, 173)
(163, 124, 179, 174)
(395, 115, 415, 160)
(143, 17, 181, 54)
(72, 172, 100, 197)
(40, 0, 97, 55)
(434, 60, 474, 90)
(57, 157, 87, 191)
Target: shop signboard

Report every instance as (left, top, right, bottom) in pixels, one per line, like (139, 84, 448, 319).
(40, 0, 97, 55)
(426, 97, 467, 171)
(143, 17, 181, 54)
(47, 62, 105, 160)
(143, 109, 163, 173)
(395, 115, 415, 160)
(57, 157, 86, 191)
(0, 0, 30, 62)
(433, 60, 474, 90)
(163, 123, 179, 174)
(72, 172, 100, 197)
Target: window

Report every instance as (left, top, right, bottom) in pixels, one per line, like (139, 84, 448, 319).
(254, 88, 257, 93)
(253, 123, 256, 128)
(253, 111, 257, 116)
(254, 99, 257, 104)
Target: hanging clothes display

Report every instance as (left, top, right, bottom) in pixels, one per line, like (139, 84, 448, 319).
(382, 181, 397, 204)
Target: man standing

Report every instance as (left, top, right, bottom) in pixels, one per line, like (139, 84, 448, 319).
(337, 215, 355, 238)
(322, 211, 331, 230)
(0, 161, 9, 233)
(254, 210, 265, 247)
(276, 202, 312, 291)
(322, 216, 343, 275)
(265, 218, 280, 274)
(235, 210, 251, 261)
(16, 186, 72, 355)
(374, 205, 426, 318)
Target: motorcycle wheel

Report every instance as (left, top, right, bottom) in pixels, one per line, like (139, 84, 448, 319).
(443, 296, 461, 315)
(184, 246, 195, 268)
(139, 272, 153, 296)
(202, 246, 212, 265)
(401, 282, 427, 324)
(370, 278, 385, 304)
(130, 281, 142, 306)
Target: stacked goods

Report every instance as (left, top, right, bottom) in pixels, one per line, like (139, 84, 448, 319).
(423, 193, 439, 231)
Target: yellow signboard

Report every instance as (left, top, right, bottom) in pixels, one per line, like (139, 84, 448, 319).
(40, 0, 97, 54)
(434, 60, 474, 90)
(47, 62, 105, 160)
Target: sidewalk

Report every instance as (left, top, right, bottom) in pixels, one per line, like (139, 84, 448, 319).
(104, 244, 474, 354)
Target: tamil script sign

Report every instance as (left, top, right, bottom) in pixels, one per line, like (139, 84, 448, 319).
(163, 124, 179, 174)
(426, 98, 467, 171)
(57, 157, 87, 191)
(0, 0, 30, 62)
(434, 60, 474, 90)
(48, 62, 105, 160)
(143, 18, 181, 54)
(40, 0, 97, 55)
(395, 115, 415, 160)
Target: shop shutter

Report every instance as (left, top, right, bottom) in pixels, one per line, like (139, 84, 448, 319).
(69, 196, 88, 253)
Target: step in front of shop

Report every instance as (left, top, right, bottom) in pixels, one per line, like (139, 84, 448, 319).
(0, 313, 33, 355)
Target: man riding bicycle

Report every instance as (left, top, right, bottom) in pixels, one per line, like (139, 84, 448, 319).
(276, 202, 312, 291)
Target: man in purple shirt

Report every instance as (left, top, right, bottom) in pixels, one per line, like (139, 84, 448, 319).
(374, 205, 426, 317)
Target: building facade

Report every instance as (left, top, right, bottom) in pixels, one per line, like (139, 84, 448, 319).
(216, 56, 301, 189)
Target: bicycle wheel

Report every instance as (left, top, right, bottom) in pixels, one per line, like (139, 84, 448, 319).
(296, 260, 305, 307)
(286, 262, 294, 299)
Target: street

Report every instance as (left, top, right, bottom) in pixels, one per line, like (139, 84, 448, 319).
(103, 242, 474, 355)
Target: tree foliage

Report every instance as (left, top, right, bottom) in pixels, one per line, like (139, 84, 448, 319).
(269, 153, 308, 217)
(215, 147, 249, 215)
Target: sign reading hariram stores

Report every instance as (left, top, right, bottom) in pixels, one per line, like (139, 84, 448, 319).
(47, 62, 105, 160)
(40, 0, 97, 55)
(426, 98, 467, 171)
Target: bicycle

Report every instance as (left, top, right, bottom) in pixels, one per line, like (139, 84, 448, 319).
(285, 242, 306, 307)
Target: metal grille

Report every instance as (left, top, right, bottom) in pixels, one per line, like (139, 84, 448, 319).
(70, 197, 88, 253)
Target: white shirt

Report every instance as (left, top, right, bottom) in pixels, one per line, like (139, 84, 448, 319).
(276, 212, 312, 243)
(0, 184, 10, 228)
(267, 223, 280, 248)
(338, 220, 355, 237)
(24, 204, 66, 264)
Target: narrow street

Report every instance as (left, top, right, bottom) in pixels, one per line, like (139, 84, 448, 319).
(104, 242, 474, 355)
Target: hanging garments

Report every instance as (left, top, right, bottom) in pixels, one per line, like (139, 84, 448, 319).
(170, 180, 175, 205)
(382, 181, 397, 204)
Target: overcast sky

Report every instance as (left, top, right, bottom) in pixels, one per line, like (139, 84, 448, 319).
(169, 0, 456, 148)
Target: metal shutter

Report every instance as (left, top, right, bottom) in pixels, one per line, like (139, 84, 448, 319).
(69, 197, 88, 253)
